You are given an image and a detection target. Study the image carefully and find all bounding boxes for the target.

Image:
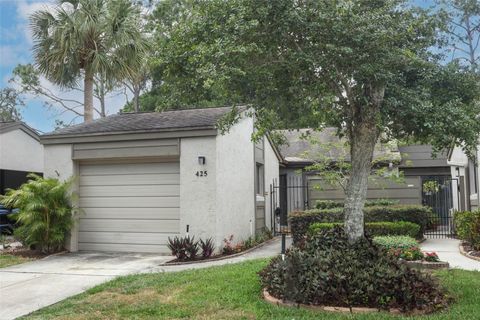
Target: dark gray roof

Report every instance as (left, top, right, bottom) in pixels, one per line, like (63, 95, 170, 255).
(277, 128, 401, 164)
(0, 121, 40, 140)
(43, 107, 236, 137)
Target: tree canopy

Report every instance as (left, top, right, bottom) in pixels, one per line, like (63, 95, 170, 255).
(146, 0, 480, 240)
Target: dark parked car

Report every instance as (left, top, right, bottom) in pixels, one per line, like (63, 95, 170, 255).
(0, 204, 18, 234)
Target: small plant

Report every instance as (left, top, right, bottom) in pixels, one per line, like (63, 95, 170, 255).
(424, 252, 440, 262)
(222, 234, 236, 255)
(167, 235, 198, 261)
(199, 238, 215, 258)
(0, 174, 75, 253)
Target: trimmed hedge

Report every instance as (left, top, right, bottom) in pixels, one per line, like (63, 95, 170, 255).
(308, 221, 421, 238)
(454, 210, 480, 250)
(315, 199, 399, 209)
(290, 205, 432, 243)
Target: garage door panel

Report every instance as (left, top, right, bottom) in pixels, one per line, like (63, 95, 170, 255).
(78, 231, 176, 245)
(79, 219, 179, 233)
(79, 185, 180, 197)
(78, 243, 170, 254)
(80, 196, 179, 208)
(81, 208, 179, 220)
(80, 162, 179, 175)
(78, 161, 180, 253)
(80, 173, 180, 186)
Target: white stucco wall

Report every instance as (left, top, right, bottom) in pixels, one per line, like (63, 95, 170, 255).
(179, 136, 217, 243)
(215, 115, 256, 248)
(43, 144, 79, 251)
(0, 129, 44, 173)
(264, 138, 280, 230)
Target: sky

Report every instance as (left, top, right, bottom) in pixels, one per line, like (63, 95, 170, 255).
(0, 0, 444, 133)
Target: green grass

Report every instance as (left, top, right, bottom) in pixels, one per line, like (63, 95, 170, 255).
(22, 259, 480, 320)
(0, 254, 33, 268)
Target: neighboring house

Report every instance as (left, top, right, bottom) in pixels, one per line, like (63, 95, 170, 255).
(274, 129, 458, 219)
(0, 121, 43, 194)
(41, 107, 280, 253)
(447, 145, 479, 211)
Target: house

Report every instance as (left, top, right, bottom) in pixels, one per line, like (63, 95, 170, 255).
(0, 121, 43, 194)
(447, 145, 479, 211)
(274, 129, 458, 220)
(40, 107, 280, 253)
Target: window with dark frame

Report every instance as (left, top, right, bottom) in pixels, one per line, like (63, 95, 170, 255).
(256, 163, 264, 195)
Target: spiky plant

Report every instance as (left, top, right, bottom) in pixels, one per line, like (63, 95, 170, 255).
(1, 174, 76, 253)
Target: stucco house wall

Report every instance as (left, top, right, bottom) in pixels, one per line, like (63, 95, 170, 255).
(0, 126, 44, 173)
(264, 137, 280, 229)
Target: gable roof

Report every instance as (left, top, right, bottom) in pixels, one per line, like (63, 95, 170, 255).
(276, 128, 401, 165)
(42, 107, 238, 141)
(0, 121, 40, 141)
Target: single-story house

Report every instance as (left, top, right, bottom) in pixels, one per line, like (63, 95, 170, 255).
(0, 121, 43, 194)
(41, 107, 280, 253)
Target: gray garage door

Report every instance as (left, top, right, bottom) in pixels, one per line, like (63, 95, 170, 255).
(78, 161, 180, 253)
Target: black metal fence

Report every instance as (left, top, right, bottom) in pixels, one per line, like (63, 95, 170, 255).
(422, 176, 458, 238)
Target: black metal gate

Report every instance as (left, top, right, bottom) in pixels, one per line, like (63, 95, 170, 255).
(270, 176, 309, 235)
(421, 176, 458, 238)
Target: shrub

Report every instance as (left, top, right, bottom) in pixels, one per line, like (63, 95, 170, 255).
(290, 205, 431, 243)
(454, 210, 480, 250)
(199, 238, 215, 258)
(308, 221, 420, 238)
(315, 199, 399, 209)
(373, 235, 423, 261)
(0, 174, 75, 253)
(259, 227, 448, 312)
(167, 236, 198, 261)
(424, 252, 440, 262)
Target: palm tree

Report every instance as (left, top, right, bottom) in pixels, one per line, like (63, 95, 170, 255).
(30, 0, 147, 122)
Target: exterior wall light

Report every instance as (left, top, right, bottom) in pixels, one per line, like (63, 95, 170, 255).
(198, 156, 206, 165)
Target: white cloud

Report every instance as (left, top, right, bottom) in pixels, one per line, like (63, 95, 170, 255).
(0, 44, 28, 67)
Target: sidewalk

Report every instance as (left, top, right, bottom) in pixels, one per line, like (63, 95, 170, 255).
(420, 237, 480, 271)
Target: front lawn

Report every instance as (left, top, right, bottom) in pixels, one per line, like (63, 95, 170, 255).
(23, 259, 480, 320)
(0, 254, 33, 268)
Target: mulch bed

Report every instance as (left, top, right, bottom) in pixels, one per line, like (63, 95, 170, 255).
(1, 247, 50, 259)
(459, 242, 480, 261)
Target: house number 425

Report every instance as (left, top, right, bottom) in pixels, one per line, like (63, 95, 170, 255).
(195, 171, 208, 177)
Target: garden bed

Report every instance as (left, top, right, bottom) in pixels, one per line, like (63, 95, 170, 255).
(262, 289, 426, 315)
(162, 236, 277, 265)
(459, 242, 480, 262)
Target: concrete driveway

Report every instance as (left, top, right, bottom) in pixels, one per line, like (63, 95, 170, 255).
(0, 252, 171, 320)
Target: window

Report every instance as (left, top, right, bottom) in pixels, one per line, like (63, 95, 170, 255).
(256, 163, 264, 195)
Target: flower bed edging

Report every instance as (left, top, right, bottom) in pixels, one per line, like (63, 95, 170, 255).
(404, 260, 449, 270)
(459, 243, 480, 262)
(160, 237, 277, 266)
(262, 289, 426, 315)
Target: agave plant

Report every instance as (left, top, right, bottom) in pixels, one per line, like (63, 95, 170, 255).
(0, 174, 76, 253)
(167, 235, 199, 261)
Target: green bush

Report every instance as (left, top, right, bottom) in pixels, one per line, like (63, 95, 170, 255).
(308, 221, 420, 238)
(259, 227, 448, 312)
(0, 174, 75, 253)
(454, 210, 480, 250)
(290, 205, 431, 243)
(315, 199, 398, 209)
(373, 236, 423, 261)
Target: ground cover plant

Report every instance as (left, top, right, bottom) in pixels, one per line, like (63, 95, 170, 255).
(260, 228, 449, 313)
(308, 221, 420, 238)
(20, 259, 480, 320)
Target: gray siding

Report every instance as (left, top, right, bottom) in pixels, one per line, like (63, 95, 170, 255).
(78, 161, 180, 253)
(306, 176, 422, 207)
(73, 139, 179, 160)
(399, 145, 449, 168)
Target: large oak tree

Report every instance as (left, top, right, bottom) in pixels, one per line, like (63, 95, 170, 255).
(152, 0, 480, 241)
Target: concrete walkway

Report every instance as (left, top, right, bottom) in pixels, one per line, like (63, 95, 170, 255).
(420, 237, 480, 271)
(0, 237, 288, 320)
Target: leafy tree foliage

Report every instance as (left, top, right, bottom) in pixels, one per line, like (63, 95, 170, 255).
(0, 88, 23, 122)
(150, 0, 480, 241)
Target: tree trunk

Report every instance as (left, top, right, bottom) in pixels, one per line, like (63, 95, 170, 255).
(344, 84, 384, 242)
(99, 79, 106, 117)
(84, 70, 94, 123)
(133, 86, 140, 113)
